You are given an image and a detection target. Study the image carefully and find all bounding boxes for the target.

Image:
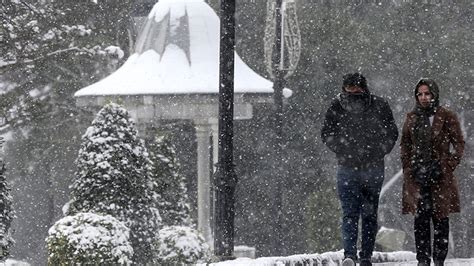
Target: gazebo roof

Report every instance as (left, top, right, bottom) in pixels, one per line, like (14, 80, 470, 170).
(75, 0, 274, 97)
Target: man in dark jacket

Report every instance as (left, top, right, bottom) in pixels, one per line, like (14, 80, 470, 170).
(321, 73, 398, 266)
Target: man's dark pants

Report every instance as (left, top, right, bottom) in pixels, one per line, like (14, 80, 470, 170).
(336, 164, 384, 260)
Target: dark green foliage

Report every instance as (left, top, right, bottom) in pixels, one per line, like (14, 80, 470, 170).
(147, 135, 192, 227)
(67, 103, 160, 264)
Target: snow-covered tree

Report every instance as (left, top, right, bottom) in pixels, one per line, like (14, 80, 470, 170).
(0, 147, 14, 261)
(147, 135, 191, 226)
(155, 226, 210, 264)
(1, 2, 130, 262)
(66, 103, 160, 264)
(46, 212, 133, 265)
(0, 1, 126, 128)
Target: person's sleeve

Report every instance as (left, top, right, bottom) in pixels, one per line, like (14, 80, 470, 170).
(321, 103, 344, 154)
(400, 114, 413, 172)
(379, 100, 399, 155)
(446, 111, 465, 171)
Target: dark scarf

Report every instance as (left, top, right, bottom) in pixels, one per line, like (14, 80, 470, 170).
(339, 92, 371, 114)
(413, 105, 440, 185)
(413, 105, 435, 163)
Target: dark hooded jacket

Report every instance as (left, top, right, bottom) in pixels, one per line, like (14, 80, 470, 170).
(321, 89, 398, 168)
(401, 79, 464, 218)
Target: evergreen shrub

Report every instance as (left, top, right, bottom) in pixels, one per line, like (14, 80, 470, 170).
(155, 226, 210, 264)
(46, 212, 133, 265)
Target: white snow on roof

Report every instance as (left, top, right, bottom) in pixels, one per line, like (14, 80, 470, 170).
(75, 0, 274, 97)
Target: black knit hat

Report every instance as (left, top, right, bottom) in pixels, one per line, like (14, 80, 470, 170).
(342, 73, 368, 92)
(415, 78, 439, 107)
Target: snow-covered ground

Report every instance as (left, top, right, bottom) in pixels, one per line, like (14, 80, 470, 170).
(375, 259, 474, 266)
(207, 258, 474, 266)
(199, 250, 474, 266)
(0, 260, 30, 266)
(2, 252, 473, 265)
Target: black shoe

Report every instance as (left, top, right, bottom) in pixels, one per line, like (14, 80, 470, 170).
(342, 257, 356, 266)
(434, 260, 444, 266)
(360, 258, 372, 266)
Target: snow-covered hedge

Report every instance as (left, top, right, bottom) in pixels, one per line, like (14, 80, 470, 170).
(68, 103, 160, 264)
(46, 212, 133, 265)
(156, 226, 210, 264)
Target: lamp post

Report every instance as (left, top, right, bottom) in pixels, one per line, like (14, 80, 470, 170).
(264, 0, 301, 255)
(214, 0, 237, 260)
(272, 0, 285, 255)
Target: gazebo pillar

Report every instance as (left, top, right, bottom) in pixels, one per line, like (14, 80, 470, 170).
(210, 119, 219, 173)
(194, 121, 214, 247)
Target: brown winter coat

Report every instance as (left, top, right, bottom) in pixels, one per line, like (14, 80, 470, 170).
(401, 106, 464, 219)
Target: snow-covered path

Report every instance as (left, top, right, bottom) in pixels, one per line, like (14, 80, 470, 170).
(207, 258, 474, 266)
(201, 251, 474, 266)
(4, 254, 474, 265)
(376, 259, 474, 266)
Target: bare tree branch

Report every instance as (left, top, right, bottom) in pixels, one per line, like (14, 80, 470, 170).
(0, 47, 95, 72)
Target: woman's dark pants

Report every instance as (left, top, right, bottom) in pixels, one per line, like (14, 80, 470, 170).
(415, 186, 449, 264)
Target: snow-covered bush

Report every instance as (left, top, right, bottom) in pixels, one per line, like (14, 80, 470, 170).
(0, 154, 14, 261)
(46, 212, 133, 265)
(67, 103, 161, 263)
(147, 135, 192, 226)
(2, 259, 30, 266)
(156, 226, 210, 264)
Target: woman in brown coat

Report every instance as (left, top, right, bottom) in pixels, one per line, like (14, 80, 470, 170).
(400, 78, 464, 266)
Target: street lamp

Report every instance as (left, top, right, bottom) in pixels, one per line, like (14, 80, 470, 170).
(214, 0, 237, 260)
(264, 0, 301, 255)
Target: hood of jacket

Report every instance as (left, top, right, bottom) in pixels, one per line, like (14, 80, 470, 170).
(415, 78, 440, 110)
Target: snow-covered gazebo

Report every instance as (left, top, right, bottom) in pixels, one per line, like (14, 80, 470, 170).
(75, 0, 275, 247)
